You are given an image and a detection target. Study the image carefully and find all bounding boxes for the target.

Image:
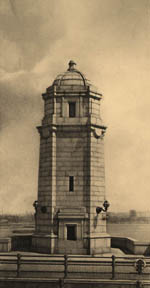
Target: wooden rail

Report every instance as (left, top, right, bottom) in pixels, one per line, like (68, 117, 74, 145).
(0, 254, 149, 280)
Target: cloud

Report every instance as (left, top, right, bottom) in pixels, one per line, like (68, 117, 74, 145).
(0, 0, 67, 72)
(9, 0, 17, 17)
(0, 68, 43, 213)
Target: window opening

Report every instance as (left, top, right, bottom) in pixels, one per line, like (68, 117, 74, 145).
(69, 102, 76, 117)
(69, 176, 74, 192)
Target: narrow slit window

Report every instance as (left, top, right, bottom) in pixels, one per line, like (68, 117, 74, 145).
(69, 102, 76, 117)
(69, 176, 74, 192)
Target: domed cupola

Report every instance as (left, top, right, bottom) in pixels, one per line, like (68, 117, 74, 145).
(53, 60, 90, 91)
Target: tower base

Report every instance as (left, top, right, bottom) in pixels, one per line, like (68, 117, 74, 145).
(88, 233, 111, 255)
(32, 233, 57, 254)
(32, 233, 110, 255)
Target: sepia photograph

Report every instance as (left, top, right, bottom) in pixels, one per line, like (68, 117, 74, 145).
(0, 0, 150, 287)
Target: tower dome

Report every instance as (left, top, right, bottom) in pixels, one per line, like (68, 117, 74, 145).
(53, 60, 90, 90)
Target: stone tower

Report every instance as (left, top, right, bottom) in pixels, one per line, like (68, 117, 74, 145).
(32, 61, 110, 254)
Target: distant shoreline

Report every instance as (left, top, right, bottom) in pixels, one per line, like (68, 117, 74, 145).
(107, 217, 150, 224)
(0, 213, 150, 225)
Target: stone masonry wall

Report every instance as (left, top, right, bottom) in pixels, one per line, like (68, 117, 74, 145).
(36, 129, 56, 234)
(56, 130, 88, 209)
(88, 130, 106, 235)
(35, 92, 106, 244)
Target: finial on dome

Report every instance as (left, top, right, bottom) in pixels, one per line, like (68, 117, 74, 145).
(68, 60, 76, 71)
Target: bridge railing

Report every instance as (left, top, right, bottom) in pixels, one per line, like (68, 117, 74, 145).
(0, 253, 150, 280)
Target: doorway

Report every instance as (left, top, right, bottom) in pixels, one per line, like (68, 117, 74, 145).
(67, 225, 77, 240)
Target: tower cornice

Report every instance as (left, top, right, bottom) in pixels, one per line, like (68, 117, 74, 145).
(37, 123, 107, 139)
(42, 86, 102, 101)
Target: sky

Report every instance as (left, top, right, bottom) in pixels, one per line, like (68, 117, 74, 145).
(0, 0, 150, 214)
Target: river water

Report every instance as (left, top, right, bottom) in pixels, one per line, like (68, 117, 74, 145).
(0, 223, 150, 242)
(107, 223, 150, 242)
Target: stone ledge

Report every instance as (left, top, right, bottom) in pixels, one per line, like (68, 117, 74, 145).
(0, 238, 11, 243)
(85, 233, 110, 239)
(111, 236, 150, 255)
(0, 237, 11, 252)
